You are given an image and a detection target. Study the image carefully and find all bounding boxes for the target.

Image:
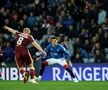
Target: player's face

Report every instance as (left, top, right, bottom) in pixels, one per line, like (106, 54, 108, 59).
(52, 39, 58, 46)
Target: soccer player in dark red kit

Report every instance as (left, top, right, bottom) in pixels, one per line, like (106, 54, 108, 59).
(3, 26, 46, 83)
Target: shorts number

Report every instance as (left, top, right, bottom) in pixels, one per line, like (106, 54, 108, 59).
(17, 37, 24, 45)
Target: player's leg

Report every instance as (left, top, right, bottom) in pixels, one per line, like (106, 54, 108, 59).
(64, 65, 78, 82)
(16, 60, 27, 83)
(40, 61, 48, 75)
(26, 51, 38, 84)
(65, 66, 78, 82)
(36, 60, 48, 82)
(19, 67, 29, 83)
(15, 54, 27, 83)
(19, 67, 25, 76)
(28, 63, 38, 84)
(15, 55, 25, 75)
(36, 58, 58, 81)
(60, 58, 78, 82)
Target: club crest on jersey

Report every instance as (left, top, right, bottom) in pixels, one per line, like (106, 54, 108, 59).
(51, 48, 53, 51)
(57, 49, 59, 52)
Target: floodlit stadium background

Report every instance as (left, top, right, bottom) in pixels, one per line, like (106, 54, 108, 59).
(0, 0, 108, 81)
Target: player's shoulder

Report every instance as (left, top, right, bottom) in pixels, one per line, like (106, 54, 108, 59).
(16, 32, 21, 37)
(48, 43, 52, 47)
(17, 32, 32, 39)
(47, 43, 52, 48)
(58, 44, 64, 48)
(58, 44, 66, 50)
(27, 34, 35, 41)
(27, 34, 33, 38)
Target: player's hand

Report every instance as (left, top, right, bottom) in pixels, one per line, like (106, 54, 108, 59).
(3, 26, 8, 29)
(42, 51, 47, 58)
(36, 57, 41, 61)
(68, 61, 72, 67)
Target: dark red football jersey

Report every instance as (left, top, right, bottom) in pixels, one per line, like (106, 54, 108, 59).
(15, 32, 34, 51)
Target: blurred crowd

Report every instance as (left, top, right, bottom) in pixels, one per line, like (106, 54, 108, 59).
(0, 0, 108, 63)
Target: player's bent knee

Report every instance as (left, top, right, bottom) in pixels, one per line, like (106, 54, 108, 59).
(28, 63, 34, 67)
(19, 67, 24, 71)
(43, 61, 48, 66)
(29, 67, 35, 70)
(64, 65, 69, 69)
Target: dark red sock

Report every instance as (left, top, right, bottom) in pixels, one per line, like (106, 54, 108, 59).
(29, 69, 35, 79)
(0, 72, 2, 77)
(20, 69, 25, 75)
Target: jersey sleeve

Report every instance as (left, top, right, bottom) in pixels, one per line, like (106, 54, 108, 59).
(28, 35, 34, 43)
(45, 44, 50, 54)
(16, 32, 20, 38)
(61, 45, 71, 60)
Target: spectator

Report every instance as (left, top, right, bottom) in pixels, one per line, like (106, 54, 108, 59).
(97, 8, 107, 25)
(3, 42, 14, 63)
(0, 0, 108, 63)
(94, 50, 106, 63)
(27, 12, 36, 28)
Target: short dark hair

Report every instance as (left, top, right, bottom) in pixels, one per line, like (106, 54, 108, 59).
(51, 36, 57, 40)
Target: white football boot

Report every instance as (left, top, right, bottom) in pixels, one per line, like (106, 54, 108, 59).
(35, 75, 41, 82)
(28, 79, 39, 84)
(73, 78, 78, 82)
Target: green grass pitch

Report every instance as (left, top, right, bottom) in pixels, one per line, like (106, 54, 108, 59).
(0, 80, 108, 90)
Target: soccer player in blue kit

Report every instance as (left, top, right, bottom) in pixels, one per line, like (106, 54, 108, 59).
(36, 36, 78, 82)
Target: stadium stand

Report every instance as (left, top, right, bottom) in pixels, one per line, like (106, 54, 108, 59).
(0, 0, 108, 63)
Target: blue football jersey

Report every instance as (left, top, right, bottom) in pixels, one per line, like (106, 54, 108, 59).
(45, 43, 71, 60)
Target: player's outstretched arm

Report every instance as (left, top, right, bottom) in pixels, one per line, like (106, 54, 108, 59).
(32, 41, 47, 57)
(3, 26, 17, 34)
